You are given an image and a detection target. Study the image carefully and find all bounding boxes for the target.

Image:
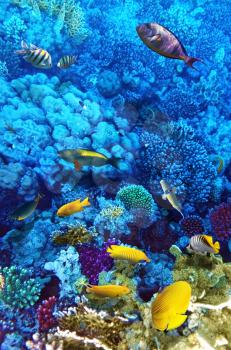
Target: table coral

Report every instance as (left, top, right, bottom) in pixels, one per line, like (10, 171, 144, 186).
(0, 265, 41, 309)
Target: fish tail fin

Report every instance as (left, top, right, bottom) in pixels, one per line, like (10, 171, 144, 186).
(15, 40, 29, 55)
(214, 241, 220, 254)
(81, 197, 90, 207)
(184, 56, 203, 70)
(108, 157, 122, 169)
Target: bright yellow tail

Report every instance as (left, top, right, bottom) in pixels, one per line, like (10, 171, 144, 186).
(214, 241, 220, 253)
(81, 197, 90, 207)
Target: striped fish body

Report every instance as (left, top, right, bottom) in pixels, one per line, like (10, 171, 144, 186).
(86, 284, 130, 297)
(57, 55, 76, 69)
(16, 41, 52, 69)
(188, 235, 220, 254)
(107, 245, 151, 263)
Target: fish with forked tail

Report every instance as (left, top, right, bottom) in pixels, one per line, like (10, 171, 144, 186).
(136, 23, 202, 70)
(160, 180, 184, 218)
(15, 40, 52, 69)
(59, 148, 122, 171)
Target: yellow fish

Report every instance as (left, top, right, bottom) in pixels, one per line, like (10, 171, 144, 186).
(107, 245, 151, 263)
(12, 194, 42, 221)
(151, 281, 191, 331)
(57, 197, 90, 217)
(160, 180, 184, 218)
(59, 148, 121, 171)
(86, 284, 130, 298)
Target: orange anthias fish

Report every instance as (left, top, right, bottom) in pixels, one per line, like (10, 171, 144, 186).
(57, 197, 90, 217)
(151, 281, 191, 331)
(136, 23, 202, 70)
(86, 284, 130, 298)
(107, 245, 151, 264)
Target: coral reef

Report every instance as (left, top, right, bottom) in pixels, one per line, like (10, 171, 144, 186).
(210, 202, 231, 241)
(171, 247, 231, 304)
(52, 222, 93, 246)
(37, 296, 58, 332)
(180, 215, 205, 237)
(0, 265, 41, 309)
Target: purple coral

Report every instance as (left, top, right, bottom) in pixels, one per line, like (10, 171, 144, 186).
(210, 202, 231, 241)
(77, 240, 116, 284)
(180, 215, 205, 237)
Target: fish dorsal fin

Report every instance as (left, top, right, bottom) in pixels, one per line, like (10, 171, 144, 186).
(21, 40, 28, 49)
(202, 235, 214, 247)
(30, 43, 39, 50)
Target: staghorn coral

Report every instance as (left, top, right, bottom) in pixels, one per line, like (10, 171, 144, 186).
(52, 223, 93, 246)
(57, 304, 130, 350)
(170, 247, 231, 304)
(0, 265, 41, 309)
(210, 202, 231, 241)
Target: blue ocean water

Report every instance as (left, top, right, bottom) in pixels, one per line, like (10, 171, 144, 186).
(0, 0, 230, 348)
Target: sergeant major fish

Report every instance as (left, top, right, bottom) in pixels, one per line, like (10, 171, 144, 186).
(15, 40, 52, 69)
(57, 197, 90, 217)
(160, 180, 184, 218)
(12, 193, 42, 221)
(107, 245, 151, 264)
(187, 234, 220, 255)
(57, 55, 77, 69)
(136, 23, 202, 69)
(59, 148, 122, 171)
(86, 284, 130, 298)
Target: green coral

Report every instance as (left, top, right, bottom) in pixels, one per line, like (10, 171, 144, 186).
(170, 249, 231, 304)
(0, 265, 41, 309)
(52, 223, 92, 246)
(100, 205, 125, 219)
(116, 185, 158, 226)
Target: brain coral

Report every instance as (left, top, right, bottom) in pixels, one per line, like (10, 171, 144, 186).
(139, 120, 216, 206)
(0, 73, 140, 207)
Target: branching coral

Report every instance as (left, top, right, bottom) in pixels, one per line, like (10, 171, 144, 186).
(52, 223, 93, 246)
(0, 265, 41, 309)
(180, 215, 205, 237)
(37, 296, 58, 332)
(57, 304, 130, 350)
(139, 120, 216, 206)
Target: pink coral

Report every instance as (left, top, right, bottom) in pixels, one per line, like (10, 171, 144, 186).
(180, 215, 205, 237)
(210, 202, 231, 241)
(37, 296, 57, 332)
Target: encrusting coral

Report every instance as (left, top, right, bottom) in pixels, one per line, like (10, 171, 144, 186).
(170, 246, 231, 304)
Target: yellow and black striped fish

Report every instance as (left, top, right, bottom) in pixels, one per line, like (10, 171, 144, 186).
(57, 55, 77, 69)
(187, 234, 220, 254)
(15, 41, 52, 69)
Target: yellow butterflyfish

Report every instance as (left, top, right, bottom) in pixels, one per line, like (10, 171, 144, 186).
(151, 281, 191, 331)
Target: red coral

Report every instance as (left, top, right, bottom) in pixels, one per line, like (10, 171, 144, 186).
(37, 296, 58, 332)
(180, 215, 205, 237)
(210, 202, 231, 241)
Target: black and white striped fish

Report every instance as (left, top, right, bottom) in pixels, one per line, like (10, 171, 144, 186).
(57, 55, 77, 69)
(187, 235, 220, 255)
(15, 41, 52, 69)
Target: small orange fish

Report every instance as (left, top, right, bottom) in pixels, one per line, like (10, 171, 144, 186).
(86, 284, 130, 298)
(107, 245, 151, 264)
(57, 197, 90, 217)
